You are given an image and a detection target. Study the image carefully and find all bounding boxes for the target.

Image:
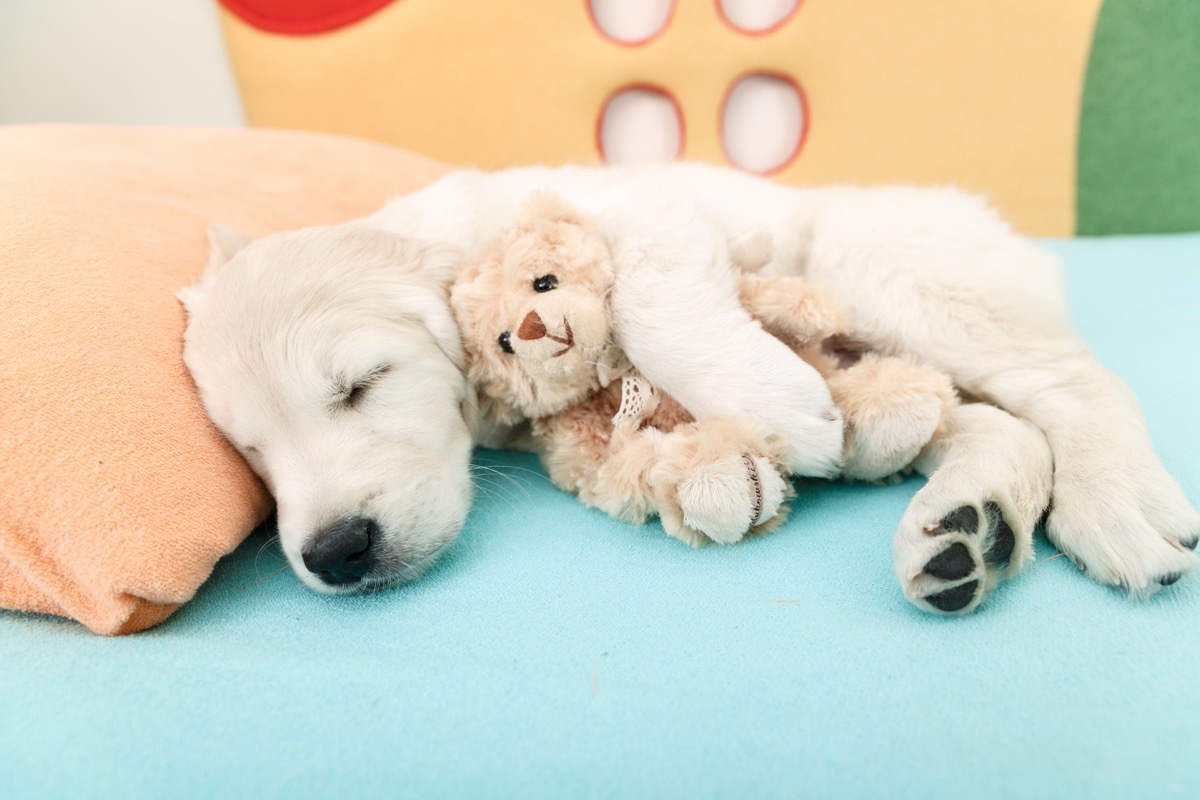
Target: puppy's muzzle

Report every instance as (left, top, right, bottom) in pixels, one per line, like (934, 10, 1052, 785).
(302, 516, 377, 586)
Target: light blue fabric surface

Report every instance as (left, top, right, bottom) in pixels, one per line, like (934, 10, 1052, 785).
(3, 234, 1199, 799)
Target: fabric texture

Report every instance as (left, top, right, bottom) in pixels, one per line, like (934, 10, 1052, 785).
(2, 233, 1197, 797)
(0, 125, 449, 635)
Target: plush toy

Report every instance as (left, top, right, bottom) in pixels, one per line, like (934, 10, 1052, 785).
(451, 192, 958, 546)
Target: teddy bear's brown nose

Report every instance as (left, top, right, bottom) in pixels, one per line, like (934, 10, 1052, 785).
(518, 310, 547, 341)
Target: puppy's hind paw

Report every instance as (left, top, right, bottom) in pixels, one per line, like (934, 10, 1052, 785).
(1048, 463, 1200, 598)
(895, 501, 1027, 615)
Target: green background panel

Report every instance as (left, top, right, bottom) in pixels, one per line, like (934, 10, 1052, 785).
(1078, 0, 1200, 235)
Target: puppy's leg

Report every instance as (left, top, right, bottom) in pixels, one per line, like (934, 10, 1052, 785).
(796, 192, 1199, 595)
(606, 216, 844, 479)
(968, 339, 1199, 595)
(872, 295, 1199, 596)
(894, 403, 1052, 614)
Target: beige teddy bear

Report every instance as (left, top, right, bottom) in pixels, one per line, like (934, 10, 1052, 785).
(451, 192, 958, 547)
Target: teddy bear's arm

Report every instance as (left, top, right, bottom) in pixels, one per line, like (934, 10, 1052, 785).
(739, 272, 960, 482)
(737, 271, 849, 350)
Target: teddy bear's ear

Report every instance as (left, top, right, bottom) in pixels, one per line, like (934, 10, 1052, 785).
(518, 190, 585, 229)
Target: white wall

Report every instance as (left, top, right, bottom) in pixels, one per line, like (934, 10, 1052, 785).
(0, 0, 244, 125)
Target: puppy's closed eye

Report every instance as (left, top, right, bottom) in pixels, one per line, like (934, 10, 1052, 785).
(346, 383, 370, 408)
(336, 365, 392, 409)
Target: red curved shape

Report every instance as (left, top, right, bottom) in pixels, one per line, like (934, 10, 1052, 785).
(218, 0, 398, 36)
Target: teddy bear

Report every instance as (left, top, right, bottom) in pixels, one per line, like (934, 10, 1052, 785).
(451, 191, 958, 547)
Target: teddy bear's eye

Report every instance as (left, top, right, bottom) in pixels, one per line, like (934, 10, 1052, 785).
(498, 331, 515, 354)
(533, 274, 558, 293)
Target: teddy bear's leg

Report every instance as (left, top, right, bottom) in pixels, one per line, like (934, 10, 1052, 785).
(827, 353, 959, 482)
(674, 453, 789, 544)
(644, 418, 792, 546)
(892, 402, 1052, 614)
(536, 399, 662, 527)
(539, 409, 789, 546)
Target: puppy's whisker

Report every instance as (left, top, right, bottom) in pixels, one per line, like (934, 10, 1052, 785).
(254, 533, 282, 573)
(470, 464, 537, 501)
(469, 478, 508, 507)
(472, 462, 551, 482)
(469, 474, 525, 510)
(237, 564, 290, 591)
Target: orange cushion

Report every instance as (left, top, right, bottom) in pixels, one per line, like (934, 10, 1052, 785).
(0, 125, 449, 635)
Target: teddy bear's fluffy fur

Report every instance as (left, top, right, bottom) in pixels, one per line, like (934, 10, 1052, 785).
(451, 192, 959, 546)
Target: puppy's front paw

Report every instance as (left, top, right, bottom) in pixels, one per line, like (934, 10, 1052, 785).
(1048, 461, 1199, 596)
(677, 454, 787, 544)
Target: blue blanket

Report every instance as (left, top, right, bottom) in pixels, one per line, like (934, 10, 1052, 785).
(3, 234, 1198, 799)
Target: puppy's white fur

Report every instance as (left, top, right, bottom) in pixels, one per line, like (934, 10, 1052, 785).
(183, 162, 1199, 603)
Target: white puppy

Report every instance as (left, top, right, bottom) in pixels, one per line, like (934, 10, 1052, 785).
(182, 163, 1199, 611)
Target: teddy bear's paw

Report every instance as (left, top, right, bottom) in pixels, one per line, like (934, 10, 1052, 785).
(830, 354, 956, 482)
(841, 393, 944, 482)
(677, 454, 785, 544)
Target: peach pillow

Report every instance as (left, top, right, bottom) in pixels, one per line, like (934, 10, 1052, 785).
(0, 125, 449, 634)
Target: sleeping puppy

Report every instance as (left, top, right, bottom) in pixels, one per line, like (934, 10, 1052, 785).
(181, 163, 1199, 612)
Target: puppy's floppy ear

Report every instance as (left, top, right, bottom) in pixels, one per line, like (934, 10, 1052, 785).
(177, 224, 252, 315)
(380, 239, 468, 371)
(207, 224, 252, 268)
(418, 241, 465, 290)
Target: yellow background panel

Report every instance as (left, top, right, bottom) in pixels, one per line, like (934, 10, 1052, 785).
(221, 0, 1102, 235)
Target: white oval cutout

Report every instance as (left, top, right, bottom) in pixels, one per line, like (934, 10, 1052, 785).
(598, 88, 683, 165)
(721, 74, 805, 174)
(589, 0, 675, 45)
(718, 0, 799, 34)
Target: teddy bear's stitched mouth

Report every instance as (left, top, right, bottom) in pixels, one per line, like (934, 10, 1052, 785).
(549, 318, 574, 357)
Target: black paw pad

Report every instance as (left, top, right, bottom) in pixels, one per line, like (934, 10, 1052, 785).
(923, 542, 976, 580)
(925, 580, 979, 612)
(983, 501, 1016, 568)
(1158, 572, 1183, 587)
(938, 505, 979, 535)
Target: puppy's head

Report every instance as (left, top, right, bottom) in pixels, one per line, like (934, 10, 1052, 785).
(180, 223, 474, 594)
(451, 192, 625, 427)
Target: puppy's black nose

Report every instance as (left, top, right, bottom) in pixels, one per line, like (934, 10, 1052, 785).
(302, 516, 377, 585)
